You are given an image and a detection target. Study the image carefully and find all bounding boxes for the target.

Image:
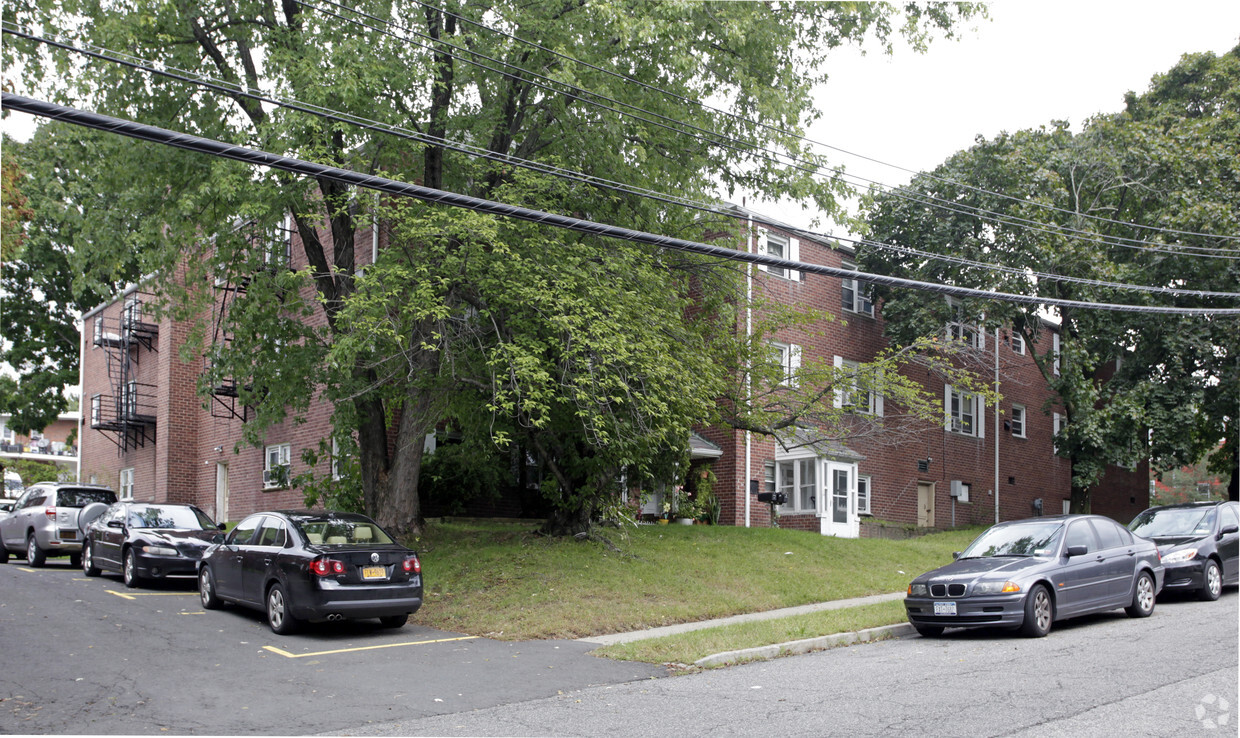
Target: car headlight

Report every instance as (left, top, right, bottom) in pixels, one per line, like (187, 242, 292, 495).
(908, 583, 928, 597)
(1161, 548, 1198, 565)
(972, 580, 1021, 595)
(141, 545, 180, 557)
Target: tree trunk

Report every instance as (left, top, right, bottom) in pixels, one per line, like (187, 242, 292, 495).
(1069, 484, 1090, 514)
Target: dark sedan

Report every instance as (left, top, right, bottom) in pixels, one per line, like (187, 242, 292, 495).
(1128, 500, 1239, 601)
(82, 502, 224, 587)
(197, 510, 422, 635)
(905, 515, 1164, 638)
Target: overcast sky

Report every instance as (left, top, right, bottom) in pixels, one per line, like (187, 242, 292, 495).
(758, 0, 1240, 231)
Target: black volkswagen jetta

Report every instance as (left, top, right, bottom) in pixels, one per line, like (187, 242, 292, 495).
(1128, 500, 1240, 601)
(197, 510, 423, 634)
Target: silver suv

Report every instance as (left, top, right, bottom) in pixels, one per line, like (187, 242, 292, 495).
(0, 483, 117, 566)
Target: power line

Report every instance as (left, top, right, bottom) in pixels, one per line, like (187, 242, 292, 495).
(5, 93, 1238, 318)
(393, 0, 1240, 250)
(7, 24, 1239, 300)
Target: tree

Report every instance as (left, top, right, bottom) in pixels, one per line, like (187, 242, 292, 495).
(860, 46, 1240, 510)
(6, 1, 983, 535)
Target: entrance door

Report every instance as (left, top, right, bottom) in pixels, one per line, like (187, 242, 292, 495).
(823, 462, 858, 538)
(917, 482, 935, 528)
(215, 463, 229, 524)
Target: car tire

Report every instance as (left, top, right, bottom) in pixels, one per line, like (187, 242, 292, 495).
(1125, 571, 1156, 618)
(199, 566, 222, 610)
(1199, 559, 1222, 602)
(379, 614, 408, 629)
(82, 542, 101, 577)
(1020, 584, 1053, 638)
(0, 545, 9, 564)
(26, 534, 46, 567)
(266, 582, 300, 635)
(913, 624, 943, 638)
(69, 552, 81, 569)
(123, 548, 142, 589)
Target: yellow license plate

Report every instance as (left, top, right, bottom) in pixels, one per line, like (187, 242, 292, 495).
(59, 530, 77, 540)
(361, 566, 387, 580)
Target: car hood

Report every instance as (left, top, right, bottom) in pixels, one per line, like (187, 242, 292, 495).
(1149, 535, 1207, 553)
(140, 529, 220, 548)
(914, 556, 1051, 583)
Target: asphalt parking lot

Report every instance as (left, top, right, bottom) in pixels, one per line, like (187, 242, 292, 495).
(0, 559, 664, 734)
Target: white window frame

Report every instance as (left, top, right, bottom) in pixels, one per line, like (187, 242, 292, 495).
(945, 298, 985, 350)
(856, 475, 871, 515)
(119, 468, 134, 500)
(755, 229, 801, 281)
(331, 438, 343, 480)
(771, 341, 801, 387)
(90, 394, 102, 425)
(264, 442, 292, 489)
(1053, 412, 1065, 454)
(832, 356, 882, 416)
(92, 316, 103, 347)
(1010, 332, 1025, 355)
(1010, 404, 1026, 438)
(776, 457, 818, 515)
(1052, 332, 1061, 375)
(945, 385, 985, 438)
(841, 260, 874, 317)
(263, 213, 293, 269)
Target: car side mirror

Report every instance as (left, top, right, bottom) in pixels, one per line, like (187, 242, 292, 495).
(952, 551, 962, 560)
(217, 522, 227, 530)
(107, 520, 123, 529)
(1219, 524, 1239, 538)
(1066, 545, 1088, 557)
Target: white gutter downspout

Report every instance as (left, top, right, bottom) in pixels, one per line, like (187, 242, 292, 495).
(745, 210, 753, 528)
(77, 316, 85, 483)
(995, 327, 1001, 524)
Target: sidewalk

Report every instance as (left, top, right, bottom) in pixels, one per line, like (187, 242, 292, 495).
(577, 590, 907, 646)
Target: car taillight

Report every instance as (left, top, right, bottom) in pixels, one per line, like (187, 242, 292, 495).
(310, 557, 345, 576)
(402, 555, 420, 574)
(45, 507, 57, 518)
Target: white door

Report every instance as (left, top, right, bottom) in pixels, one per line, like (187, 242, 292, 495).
(822, 461, 858, 538)
(215, 462, 229, 524)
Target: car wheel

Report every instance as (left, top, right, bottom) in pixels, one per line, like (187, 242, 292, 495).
(0, 544, 9, 564)
(69, 552, 81, 569)
(1199, 560, 1222, 602)
(26, 534, 46, 567)
(913, 624, 943, 638)
(379, 614, 408, 629)
(266, 582, 300, 635)
(1020, 584, 1053, 638)
(82, 542, 101, 577)
(199, 566, 222, 610)
(123, 548, 142, 589)
(1125, 571, 1156, 618)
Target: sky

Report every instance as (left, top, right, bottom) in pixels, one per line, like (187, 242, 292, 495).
(753, 0, 1240, 232)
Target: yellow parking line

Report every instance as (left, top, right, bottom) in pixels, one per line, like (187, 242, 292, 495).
(106, 589, 197, 600)
(264, 635, 479, 659)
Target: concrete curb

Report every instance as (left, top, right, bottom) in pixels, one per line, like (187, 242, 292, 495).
(692, 622, 916, 668)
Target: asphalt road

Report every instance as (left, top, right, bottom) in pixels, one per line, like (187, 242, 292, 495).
(2, 558, 1236, 736)
(0, 559, 662, 734)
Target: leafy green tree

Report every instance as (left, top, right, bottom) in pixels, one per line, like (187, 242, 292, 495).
(6, 1, 983, 535)
(860, 46, 1240, 510)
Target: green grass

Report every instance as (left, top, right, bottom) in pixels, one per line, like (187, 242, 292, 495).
(595, 599, 908, 666)
(408, 520, 981, 641)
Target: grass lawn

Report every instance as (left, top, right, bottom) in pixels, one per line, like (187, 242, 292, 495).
(407, 520, 981, 641)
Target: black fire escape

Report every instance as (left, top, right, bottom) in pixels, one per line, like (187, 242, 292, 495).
(90, 293, 159, 453)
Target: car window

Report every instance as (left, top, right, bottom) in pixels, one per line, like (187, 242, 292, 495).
(1221, 504, 1238, 531)
(128, 505, 215, 530)
(1064, 521, 1097, 553)
(54, 488, 118, 508)
(1090, 519, 1126, 550)
(1130, 506, 1216, 538)
(228, 517, 262, 546)
(295, 518, 395, 546)
(24, 494, 47, 508)
(256, 520, 288, 547)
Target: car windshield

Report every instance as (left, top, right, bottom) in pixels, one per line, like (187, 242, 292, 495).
(295, 517, 395, 546)
(128, 505, 216, 530)
(960, 522, 1064, 558)
(56, 488, 118, 508)
(1129, 507, 1216, 538)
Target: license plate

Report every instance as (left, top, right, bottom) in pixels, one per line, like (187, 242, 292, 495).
(59, 530, 77, 540)
(933, 601, 957, 616)
(361, 566, 387, 581)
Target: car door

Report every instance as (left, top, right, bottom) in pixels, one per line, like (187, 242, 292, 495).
(1218, 503, 1240, 585)
(1054, 520, 1109, 617)
(0, 487, 36, 549)
(242, 517, 289, 598)
(5, 488, 47, 550)
(1089, 518, 1138, 606)
(214, 515, 261, 602)
(95, 505, 127, 570)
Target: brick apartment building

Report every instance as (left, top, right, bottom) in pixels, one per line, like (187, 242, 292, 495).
(77, 208, 1148, 533)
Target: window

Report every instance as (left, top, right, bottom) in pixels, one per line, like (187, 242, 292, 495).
(90, 394, 102, 425)
(1010, 404, 1026, 438)
(945, 299, 984, 350)
(264, 443, 292, 489)
(771, 342, 801, 387)
(228, 516, 262, 546)
(1052, 331, 1061, 375)
(1053, 412, 1065, 454)
(331, 438, 343, 480)
(92, 316, 103, 347)
(776, 458, 817, 514)
(756, 229, 800, 281)
(124, 380, 138, 417)
(119, 468, 134, 500)
(257, 519, 288, 547)
(833, 356, 882, 415)
(857, 475, 871, 515)
(764, 461, 776, 497)
(945, 385, 985, 438)
(1010, 332, 1025, 355)
(840, 261, 874, 316)
(1064, 521, 1096, 552)
(262, 214, 293, 270)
